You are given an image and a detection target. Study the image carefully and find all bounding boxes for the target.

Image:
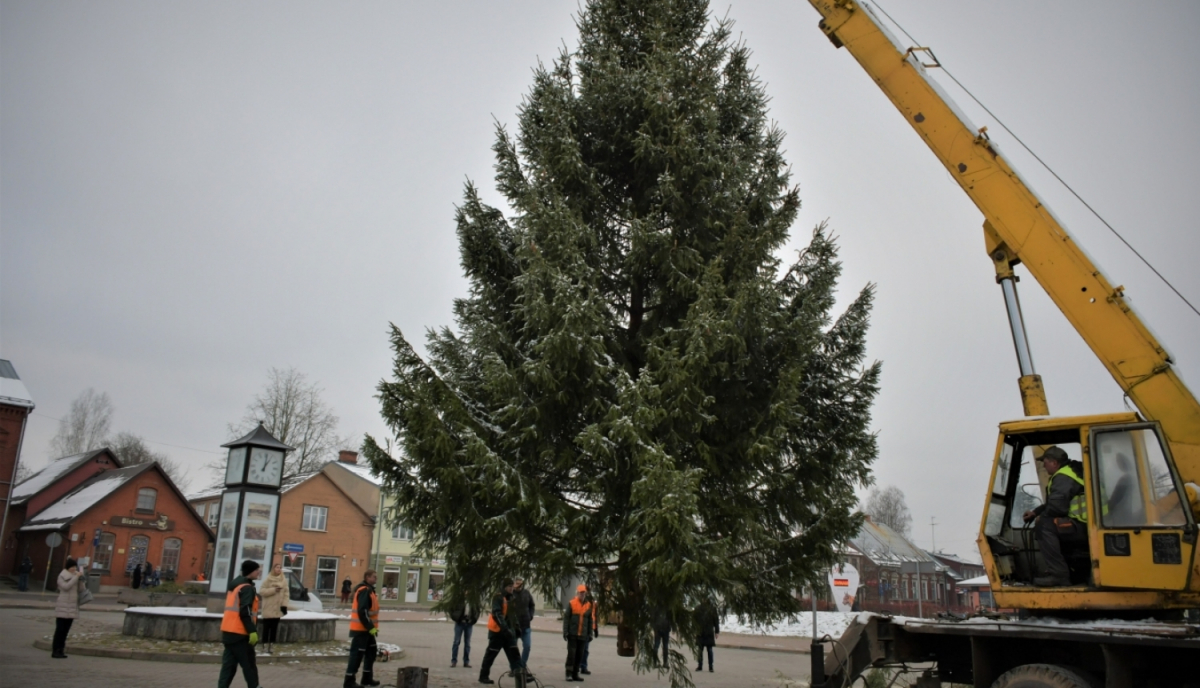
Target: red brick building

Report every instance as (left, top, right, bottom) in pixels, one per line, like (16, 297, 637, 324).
(0, 359, 35, 575)
(13, 456, 212, 590)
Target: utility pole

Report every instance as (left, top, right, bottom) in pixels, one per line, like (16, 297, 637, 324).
(930, 516, 938, 554)
(930, 517, 939, 605)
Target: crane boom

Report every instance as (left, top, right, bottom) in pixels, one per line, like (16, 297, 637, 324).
(807, 0, 1200, 479)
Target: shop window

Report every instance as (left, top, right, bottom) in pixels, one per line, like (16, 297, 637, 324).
(93, 533, 116, 572)
(316, 556, 338, 594)
(427, 569, 445, 602)
(207, 506, 219, 528)
(161, 538, 182, 577)
(391, 522, 413, 540)
(302, 505, 328, 531)
(136, 488, 158, 512)
(126, 535, 150, 574)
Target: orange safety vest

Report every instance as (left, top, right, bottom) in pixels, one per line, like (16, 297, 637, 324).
(220, 583, 260, 635)
(569, 598, 593, 636)
(349, 583, 380, 632)
(487, 596, 508, 633)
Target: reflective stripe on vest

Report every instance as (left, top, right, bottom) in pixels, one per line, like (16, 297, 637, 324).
(569, 598, 593, 636)
(1054, 465, 1088, 523)
(487, 596, 507, 633)
(220, 583, 260, 635)
(349, 584, 380, 632)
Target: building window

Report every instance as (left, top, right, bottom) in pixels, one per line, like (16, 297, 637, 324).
(284, 554, 306, 585)
(94, 533, 116, 572)
(206, 505, 219, 528)
(136, 488, 158, 512)
(391, 522, 413, 540)
(161, 538, 182, 577)
(126, 535, 150, 574)
(316, 556, 338, 595)
(195, 502, 205, 515)
(302, 505, 328, 531)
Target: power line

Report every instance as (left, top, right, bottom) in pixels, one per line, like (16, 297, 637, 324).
(870, 0, 1200, 321)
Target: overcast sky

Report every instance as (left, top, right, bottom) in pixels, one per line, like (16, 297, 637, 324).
(3, 1, 1198, 562)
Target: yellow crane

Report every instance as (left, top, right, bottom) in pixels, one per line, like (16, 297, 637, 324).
(804, 1, 1200, 685)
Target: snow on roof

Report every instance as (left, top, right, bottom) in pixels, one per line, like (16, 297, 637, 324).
(0, 359, 34, 409)
(930, 551, 984, 567)
(187, 482, 225, 502)
(958, 575, 991, 587)
(325, 460, 383, 486)
(11, 450, 108, 504)
(281, 471, 319, 493)
(20, 464, 153, 530)
(850, 520, 936, 567)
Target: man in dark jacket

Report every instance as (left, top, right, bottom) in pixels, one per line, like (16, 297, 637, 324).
(651, 607, 671, 667)
(693, 599, 720, 672)
(479, 578, 523, 685)
(562, 584, 594, 682)
(512, 577, 535, 669)
(1023, 446, 1089, 587)
(217, 560, 262, 688)
(18, 555, 33, 591)
(449, 591, 480, 668)
(346, 570, 381, 688)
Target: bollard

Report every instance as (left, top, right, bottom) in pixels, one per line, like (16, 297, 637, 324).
(397, 666, 428, 688)
(810, 641, 826, 688)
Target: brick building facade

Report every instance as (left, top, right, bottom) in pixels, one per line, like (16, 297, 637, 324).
(0, 359, 35, 575)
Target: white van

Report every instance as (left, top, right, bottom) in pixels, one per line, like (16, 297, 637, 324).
(255, 570, 323, 612)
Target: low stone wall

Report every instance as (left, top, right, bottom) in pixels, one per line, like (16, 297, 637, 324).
(122, 608, 338, 643)
(117, 589, 209, 607)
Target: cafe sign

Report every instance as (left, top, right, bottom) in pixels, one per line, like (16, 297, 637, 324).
(111, 514, 174, 531)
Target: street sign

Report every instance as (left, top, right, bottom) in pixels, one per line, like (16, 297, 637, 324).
(45, 533, 63, 548)
(287, 552, 298, 564)
(282, 543, 304, 553)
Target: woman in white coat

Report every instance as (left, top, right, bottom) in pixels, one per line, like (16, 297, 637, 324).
(52, 557, 82, 658)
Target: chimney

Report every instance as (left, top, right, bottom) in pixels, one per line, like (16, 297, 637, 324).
(338, 450, 359, 464)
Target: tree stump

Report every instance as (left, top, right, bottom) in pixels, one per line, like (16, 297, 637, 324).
(397, 666, 428, 688)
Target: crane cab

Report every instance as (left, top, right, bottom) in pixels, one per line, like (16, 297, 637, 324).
(978, 412, 1200, 610)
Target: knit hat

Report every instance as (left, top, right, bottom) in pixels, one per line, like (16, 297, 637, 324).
(241, 560, 261, 576)
(1040, 446, 1068, 464)
(577, 584, 588, 592)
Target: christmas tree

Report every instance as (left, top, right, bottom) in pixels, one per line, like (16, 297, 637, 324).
(365, 0, 880, 681)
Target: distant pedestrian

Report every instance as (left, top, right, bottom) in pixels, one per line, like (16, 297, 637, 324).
(18, 555, 33, 592)
(144, 561, 154, 587)
(579, 590, 598, 675)
(693, 599, 719, 672)
(131, 562, 143, 589)
(562, 584, 594, 683)
(512, 577, 535, 669)
(259, 562, 289, 655)
(151, 568, 161, 587)
(51, 557, 82, 658)
(651, 607, 671, 667)
(448, 591, 480, 668)
(341, 577, 353, 605)
(218, 560, 263, 688)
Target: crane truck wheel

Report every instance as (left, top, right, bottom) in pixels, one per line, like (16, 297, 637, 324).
(990, 664, 1100, 688)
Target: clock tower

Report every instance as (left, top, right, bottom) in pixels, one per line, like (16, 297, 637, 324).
(206, 422, 293, 613)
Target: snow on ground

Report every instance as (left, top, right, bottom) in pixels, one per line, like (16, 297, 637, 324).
(721, 612, 858, 640)
(124, 606, 340, 620)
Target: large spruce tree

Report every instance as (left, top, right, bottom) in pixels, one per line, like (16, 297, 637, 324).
(365, 0, 880, 680)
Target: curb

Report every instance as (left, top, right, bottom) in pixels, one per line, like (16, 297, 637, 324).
(31, 639, 405, 664)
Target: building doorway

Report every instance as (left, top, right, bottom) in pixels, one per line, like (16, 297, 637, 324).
(405, 569, 419, 603)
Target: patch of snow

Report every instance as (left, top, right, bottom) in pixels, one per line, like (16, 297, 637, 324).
(12, 453, 92, 502)
(721, 612, 858, 640)
(22, 471, 136, 527)
(124, 606, 339, 620)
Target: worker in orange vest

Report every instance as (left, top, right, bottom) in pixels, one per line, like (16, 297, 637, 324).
(478, 578, 523, 685)
(217, 560, 262, 688)
(563, 584, 595, 682)
(346, 569, 381, 688)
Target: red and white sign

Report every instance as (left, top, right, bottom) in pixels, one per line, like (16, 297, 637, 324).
(827, 563, 860, 613)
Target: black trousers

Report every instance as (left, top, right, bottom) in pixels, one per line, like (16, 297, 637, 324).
(346, 631, 377, 683)
(52, 618, 74, 655)
(261, 617, 281, 644)
(564, 637, 588, 676)
(479, 631, 521, 680)
(652, 629, 669, 665)
(1036, 516, 1086, 580)
(217, 638, 259, 688)
(696, 643, 714, 669)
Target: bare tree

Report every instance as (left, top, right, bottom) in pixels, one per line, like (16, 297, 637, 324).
(864, 485, 913, 536)
(226, 367, 346, 480)
(109, 431, 192, 492)
(13, 461, 33, 485)
(48, 388, 114, 458)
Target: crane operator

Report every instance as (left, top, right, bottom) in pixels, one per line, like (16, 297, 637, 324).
(1023, 446, 1088, 587)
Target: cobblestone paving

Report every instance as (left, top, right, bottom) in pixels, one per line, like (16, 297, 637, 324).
(1, 606, 812, 688)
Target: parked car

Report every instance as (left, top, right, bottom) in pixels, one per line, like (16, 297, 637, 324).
(255, 570, 323, 612)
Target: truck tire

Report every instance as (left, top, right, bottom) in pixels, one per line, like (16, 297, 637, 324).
(990, 664, 1099, 688)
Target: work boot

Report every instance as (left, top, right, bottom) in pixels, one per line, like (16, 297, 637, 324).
(580, 668, 591, 674)
(479, 678, 495, 685)
(362, 673, 381, 687)
(573, 671, 584, 682)
(1033, 576, 1070, 587)
(343, 677, 363, 688)
(566, 672, 576, 682)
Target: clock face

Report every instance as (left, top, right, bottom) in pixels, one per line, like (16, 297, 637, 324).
(225, 447, 247, 485)
(247, 448, 283, 486)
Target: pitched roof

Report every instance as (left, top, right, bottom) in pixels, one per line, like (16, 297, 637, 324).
(849, 519, 946, 572)
(10, 449, 117, 505)
(20, 463, 155, 531)
(324, 460, 383, 487)
(0, 359, 34, 409)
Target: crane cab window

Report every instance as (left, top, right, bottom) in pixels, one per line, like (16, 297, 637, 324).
(1093, 426, 1187, 528)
